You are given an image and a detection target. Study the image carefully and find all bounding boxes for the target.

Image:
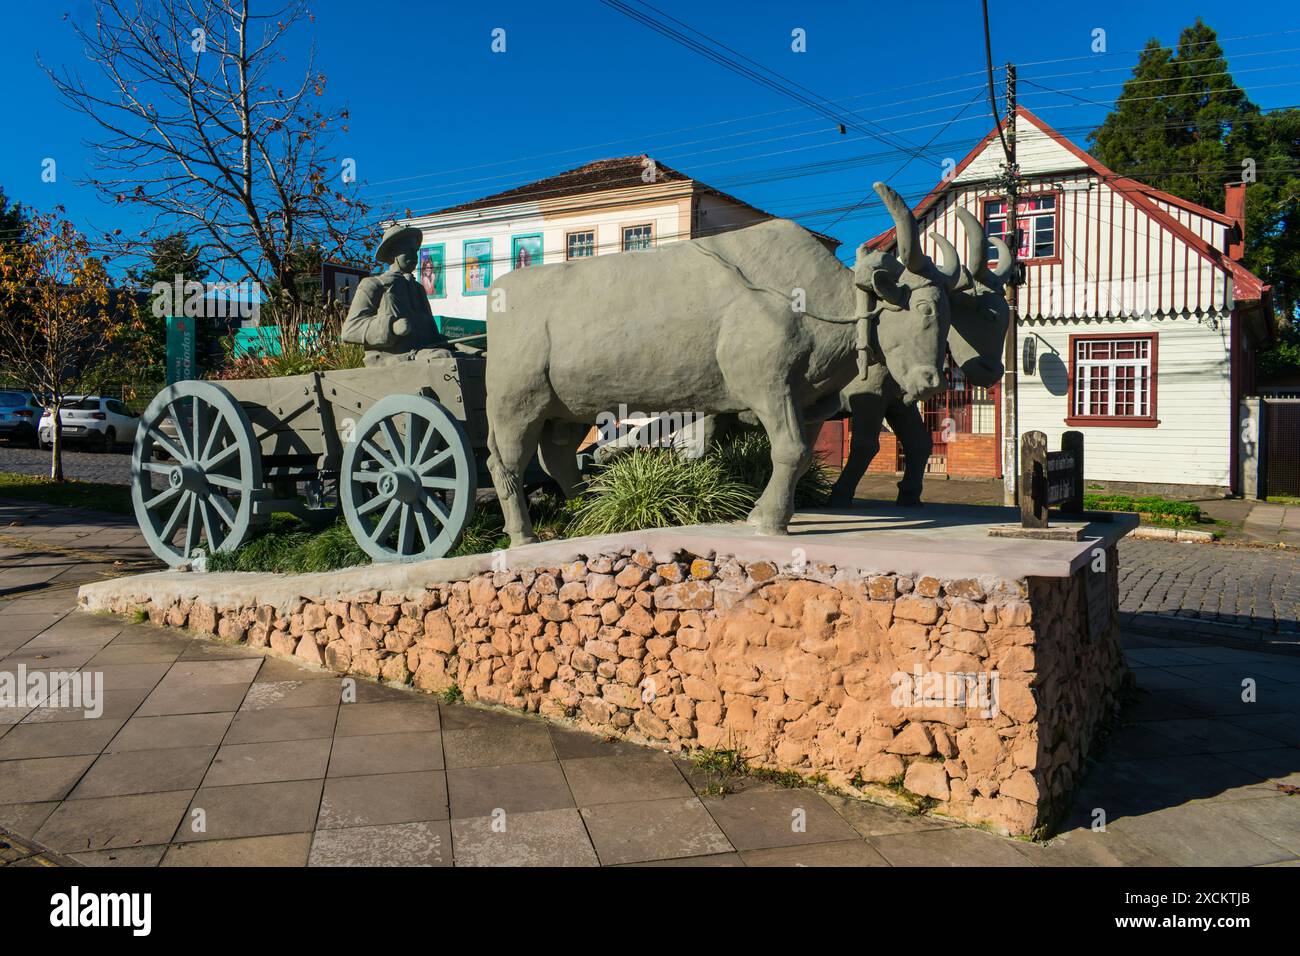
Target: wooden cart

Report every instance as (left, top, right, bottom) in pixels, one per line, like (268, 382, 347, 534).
(130, 350, 488, 567)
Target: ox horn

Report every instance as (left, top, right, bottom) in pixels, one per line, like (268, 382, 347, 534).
(987, 236, 1013, 283)
(929, 232, 961, 290)
(954, 207, 988, 275)
(873, 181, 925, 274)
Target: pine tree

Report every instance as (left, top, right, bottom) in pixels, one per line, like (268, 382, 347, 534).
(1091, 18, 1300, 351)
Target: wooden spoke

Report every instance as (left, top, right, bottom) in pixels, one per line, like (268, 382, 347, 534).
(148, 427, 187, 463)
(361, 438, 395, 471)
(371, 499, 401, 543)
(208, 493, 236, 529)
(145, 484, 182, 513)
(417, 447, 453, 475)
(421, 475, 458, 490)
(159, 490, 190, 543)
(397, 506, 414, 554)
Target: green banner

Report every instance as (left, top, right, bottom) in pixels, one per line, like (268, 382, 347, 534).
(165, 315, 196, 385)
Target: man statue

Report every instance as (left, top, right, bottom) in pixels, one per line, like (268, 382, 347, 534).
(342, 223, 451, 366)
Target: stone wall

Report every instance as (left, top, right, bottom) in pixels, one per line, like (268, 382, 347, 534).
(90, 546, 1129, 836)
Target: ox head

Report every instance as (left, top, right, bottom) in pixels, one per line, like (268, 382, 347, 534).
(853, 182, 959, 404)
(946, 207, 1013, 388)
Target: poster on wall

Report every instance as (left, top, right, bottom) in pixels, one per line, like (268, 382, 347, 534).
(463, 239, 492, 295)
(511, 234, 543, 270)
(418, 245, 445, 298)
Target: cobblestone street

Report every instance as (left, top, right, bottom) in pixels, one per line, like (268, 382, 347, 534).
(1119, 540, 1300, 648)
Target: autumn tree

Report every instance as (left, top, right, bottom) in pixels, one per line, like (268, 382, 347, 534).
(0, 208, 120, 480)
(43, 0, 369, 302)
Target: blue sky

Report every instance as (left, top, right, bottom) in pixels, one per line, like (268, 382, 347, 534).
(2, 0, 1296, 272)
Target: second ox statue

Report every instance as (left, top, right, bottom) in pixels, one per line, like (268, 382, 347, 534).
(830, 207, 1013, 507)
(484, 182, 962, 547)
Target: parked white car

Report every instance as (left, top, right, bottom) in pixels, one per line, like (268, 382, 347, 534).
(38, 396, 140, 452)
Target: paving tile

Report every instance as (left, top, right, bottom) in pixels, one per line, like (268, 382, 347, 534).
(70, 746, 216, 799)
(162, 833, 313, 866)
(34, 789, 193, 853)
(1125, 647, 1215, 667)
(203, 738, 331, 787)
(1111, 803, 1295, 866)
(562, 754, 695, 806)
(438, 702, 537, 731)
(1146, 717, 1285, 755)
(621, 852, 744, 867)
(240, 679, 343, 711)
(318, 771, 448, 829)
(80, 662, 171, 690)
(162, 659, 263, 685)
(177, 779, 324, 842)
(136, 681, 250, 717)
(0, 754, 97, 803)
(70, 845, 167, 867)
(701, 788, 860, 851)
(327, 731, 443, 777)
(0, 718, 125, 759)
(441, 723, 555, 769)
(1009, 825, 1170, 866)
(451, 808, 598, 867)
(580, 797, 732, 866)
(1209, 797, 1300, 855)
(448, 762, 574, 819)
(869, 827, 1034, 866)
(87, 643, 185, 666)
(108, 712, 234, 752)
(1213, 747, 1300, 786)
(175, 642, 266, 662)
(740, 839, 889, 867)
(3, 647, 98, 671)
(335, 700, 440, 736)
(309, 821, 451, 866)
(819, 792, 959, 838)
(222, 705, 338, 745)
(549, 725, 649, 759)
(254, 656, 339, 681)
(0, 801, 61, 836)
(1132, 668, 1204, 691)
(21, 687, 151, 724)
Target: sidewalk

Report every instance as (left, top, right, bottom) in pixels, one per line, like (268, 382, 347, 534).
(1, 499, 1297, 867)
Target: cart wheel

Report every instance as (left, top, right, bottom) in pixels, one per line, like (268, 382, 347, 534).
(342, 394, 476, 563)
(132, 381, 263, 568)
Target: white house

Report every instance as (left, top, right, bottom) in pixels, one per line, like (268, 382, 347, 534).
(396, 155, 837, 334)
(864, 107, 1273, 495)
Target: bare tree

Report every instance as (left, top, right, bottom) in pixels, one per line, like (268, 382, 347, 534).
(44, 0, 370, 298)
(0, 208, 119, 480)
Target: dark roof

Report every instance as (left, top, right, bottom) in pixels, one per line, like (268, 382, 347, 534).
(434, 155, 690, 215)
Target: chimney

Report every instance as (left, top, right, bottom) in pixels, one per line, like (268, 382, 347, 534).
(1225, 182, 1246, 260)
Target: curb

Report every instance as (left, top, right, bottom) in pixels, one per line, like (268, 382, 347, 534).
(1127, 526, 1216, 544)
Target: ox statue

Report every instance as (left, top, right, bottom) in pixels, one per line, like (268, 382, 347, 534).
(829, 207, 1013, 507)
(484, 182, 962, 546)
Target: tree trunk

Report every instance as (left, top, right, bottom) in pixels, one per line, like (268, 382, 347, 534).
(50, 414, 64, 482)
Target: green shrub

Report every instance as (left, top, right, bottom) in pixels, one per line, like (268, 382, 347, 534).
(709, 429, 834, 506)
(1083, 493, 1201, 525)
(567, 447, 753, 537)
(205, 516, 368, 573)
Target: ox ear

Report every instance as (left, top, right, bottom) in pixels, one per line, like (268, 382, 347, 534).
(859, 268, 906, 310)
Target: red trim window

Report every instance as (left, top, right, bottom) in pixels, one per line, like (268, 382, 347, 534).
(984, 193, 1059, 262)
(1067, 333, 1159, 427)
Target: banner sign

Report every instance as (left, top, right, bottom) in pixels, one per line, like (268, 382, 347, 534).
(165, 315, 196, 385)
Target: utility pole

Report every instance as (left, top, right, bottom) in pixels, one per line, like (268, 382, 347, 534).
(1000, 62, 1020, 507)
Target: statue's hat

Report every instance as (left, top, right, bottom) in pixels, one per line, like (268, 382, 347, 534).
(376, 223, 423, 264)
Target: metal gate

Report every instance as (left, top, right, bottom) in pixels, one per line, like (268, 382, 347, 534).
(1263, 398, 1300, 497)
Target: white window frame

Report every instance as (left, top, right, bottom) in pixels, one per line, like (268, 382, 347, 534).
(566, 230, 596, 260)
(1071, 336, 1155, 420)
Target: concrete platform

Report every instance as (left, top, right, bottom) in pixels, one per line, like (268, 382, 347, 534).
(79, 504, 1136, 613)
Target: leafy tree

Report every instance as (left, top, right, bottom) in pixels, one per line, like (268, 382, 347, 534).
(0, 187, 26, 249)
(43, 0, 368, 301)
(1090, 18, 1300, 370)
(0, 208, 121, 479)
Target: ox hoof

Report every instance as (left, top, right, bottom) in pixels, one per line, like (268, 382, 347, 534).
(828, 491, 854, 509)
(894, 494, 924, 508)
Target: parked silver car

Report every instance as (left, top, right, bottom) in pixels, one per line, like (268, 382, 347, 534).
(38, 396, 140, 452)
(0, 389, 42, 447)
